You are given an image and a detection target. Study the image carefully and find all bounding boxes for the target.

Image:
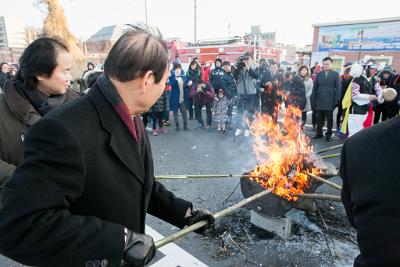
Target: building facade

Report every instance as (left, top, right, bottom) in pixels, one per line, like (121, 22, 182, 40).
(83, 25, 123, 65)
(0, 16, 40, 63)
(312, 17, 400, 73)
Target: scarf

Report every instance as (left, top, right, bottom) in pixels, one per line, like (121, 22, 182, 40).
(22, 84, 66, 116)
(97, 75, 144, 147)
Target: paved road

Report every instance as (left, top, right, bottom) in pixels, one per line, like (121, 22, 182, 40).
(0, 111, 358, 267)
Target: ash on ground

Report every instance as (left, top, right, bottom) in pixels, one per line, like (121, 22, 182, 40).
(200, 199, 358, 267)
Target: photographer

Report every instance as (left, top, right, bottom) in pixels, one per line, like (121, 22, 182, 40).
(189, 80, 215, 130)
(233, 53, 259, 136)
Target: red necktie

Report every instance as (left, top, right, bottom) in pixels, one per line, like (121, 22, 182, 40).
(133, 116, 144, 146)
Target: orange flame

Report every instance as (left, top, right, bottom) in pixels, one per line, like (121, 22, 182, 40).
(248, 105, 319, 201)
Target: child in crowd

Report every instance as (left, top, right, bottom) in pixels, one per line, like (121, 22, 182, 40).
(213, 89, 228, 132)
(150, 86, 170, 136)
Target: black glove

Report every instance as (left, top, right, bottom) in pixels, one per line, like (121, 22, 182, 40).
(122, 230, 156, 267)
(185, 208, 215, 235)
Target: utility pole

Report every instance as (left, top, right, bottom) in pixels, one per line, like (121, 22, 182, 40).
(228, 22, 231, 39)
(357, 29, 364, 63)
(194, 0, 197, 42)
(144, 0, 148, 25)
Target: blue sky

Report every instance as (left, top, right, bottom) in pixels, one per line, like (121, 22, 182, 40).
(3, 0, 400, 45)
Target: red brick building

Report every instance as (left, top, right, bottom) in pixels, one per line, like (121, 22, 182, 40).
(312, 17, 400, 73)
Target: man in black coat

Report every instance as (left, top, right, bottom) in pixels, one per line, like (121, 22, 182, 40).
(310, 57, 341, 141)
(0, 25, 214, 267)
(340, 117, 400, 267)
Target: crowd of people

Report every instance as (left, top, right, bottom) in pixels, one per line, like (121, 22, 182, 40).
(5, 48, 397, 142)
(106, 54, 398, 140)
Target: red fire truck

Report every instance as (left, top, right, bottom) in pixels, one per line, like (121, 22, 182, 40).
(170, 37, 281, 65)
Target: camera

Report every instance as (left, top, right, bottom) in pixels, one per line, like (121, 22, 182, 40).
(235, 55, 249, 70)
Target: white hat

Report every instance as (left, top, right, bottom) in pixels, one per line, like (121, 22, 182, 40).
(349, 63, 363, 78)
(383, 88, 397, 102)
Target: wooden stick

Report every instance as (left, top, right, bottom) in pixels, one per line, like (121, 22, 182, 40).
(296, 193, 341, 202)
(154, 189, 273, 249)
(315, 144, 343, 154)
(320, 153, 341, 160)
(305, 172, 342, 191)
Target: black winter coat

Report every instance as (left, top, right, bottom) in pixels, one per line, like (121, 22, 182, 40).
(283, 76, 306, 110)
(186, 68, 202, 85)
(0, 84, 192, 267)
(210, 67, 225, 91)
(221, 72, 237, 99)
(150, 90, 170, 113)
(311, 70, 341, 111)
(341, 117, 400, 267)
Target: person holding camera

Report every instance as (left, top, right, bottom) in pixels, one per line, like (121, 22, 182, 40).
(233, 53, 259, 137)
(190, 80, 215, 130)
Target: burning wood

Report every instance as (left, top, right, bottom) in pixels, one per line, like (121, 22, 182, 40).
(246, 106, 322, 201)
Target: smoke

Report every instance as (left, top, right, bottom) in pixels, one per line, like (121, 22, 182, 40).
(40, 0, 86, 79)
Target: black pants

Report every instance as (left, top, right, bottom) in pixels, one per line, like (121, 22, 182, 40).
(152, 112, 164, 129)
(142, 113, 151, 128)
(312, 110, 317, 128)
(316, 110, 333, 136)
(301, 111, 307, 125)
(188, 98, 195, 119)
(336, 105, 344, 129)
(196, 103, 212, 126)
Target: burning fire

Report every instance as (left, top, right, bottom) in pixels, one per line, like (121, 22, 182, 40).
(248, 105, 319, 201)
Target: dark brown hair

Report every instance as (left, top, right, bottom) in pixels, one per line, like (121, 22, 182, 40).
(104, 24, 168, 84)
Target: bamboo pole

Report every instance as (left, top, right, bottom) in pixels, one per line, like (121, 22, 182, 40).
(154, 189, 273, 249)
(320, 153, 341, 160)
(155, 172, 339, 180)
(296, 193, 341, 202)
(305, 172, 342, 191)
(155, 174, 238, 180)
(315, 144, 343, 154)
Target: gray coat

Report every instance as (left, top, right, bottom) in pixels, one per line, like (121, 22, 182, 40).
(311, 70, 341, 111)
(213, 96, 228, 124)
(235, 68, 259, 96)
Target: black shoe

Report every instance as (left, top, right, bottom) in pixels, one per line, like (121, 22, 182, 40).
(313, 134, 323, 139)
(189, 117, 194, 120)
(325, 135, 331, 142)
(184, 125, 189, 131)
(176, 124, 180, 131)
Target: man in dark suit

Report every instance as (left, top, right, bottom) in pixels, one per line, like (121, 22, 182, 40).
(310, 57, 341, 141)
(340, 117, 400, 267)
(0, 25, 214, 267)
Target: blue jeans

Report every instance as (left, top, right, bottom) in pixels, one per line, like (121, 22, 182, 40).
(237, 94, 255, 129)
